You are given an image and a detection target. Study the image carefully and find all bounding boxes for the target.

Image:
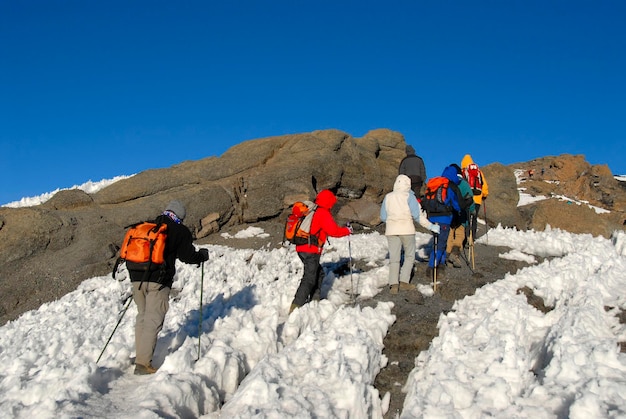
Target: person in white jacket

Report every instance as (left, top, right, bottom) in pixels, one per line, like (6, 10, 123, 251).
(380, 174, 441, 294)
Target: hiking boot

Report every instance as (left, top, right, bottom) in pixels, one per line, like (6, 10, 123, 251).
(435, 265, 446, 279)
(425, 267, 433, 279)
(389, 284, 399, 295)
(399, 282, 415, 291)
(447, 253, 462, 268)
(134, 363, 157, 375)
(310, 289, 321, 302)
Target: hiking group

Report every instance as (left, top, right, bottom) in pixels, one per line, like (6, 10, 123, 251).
(285, 145, 489, 303)
(391, 145, 489, 291)
(106, 144, 488, 375)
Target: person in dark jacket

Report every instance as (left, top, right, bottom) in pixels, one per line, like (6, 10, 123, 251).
(128, 200, 208, 375)
(290, 190, 351, 313)
(399, 145, 427, 197)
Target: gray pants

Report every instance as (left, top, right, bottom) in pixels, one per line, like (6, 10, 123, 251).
(387, 234, 416, 285)
(132, 282, 170, 366)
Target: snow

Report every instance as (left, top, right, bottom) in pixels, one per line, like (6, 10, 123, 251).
(1, 177, 626, 418)
(1, 175, 133, 208)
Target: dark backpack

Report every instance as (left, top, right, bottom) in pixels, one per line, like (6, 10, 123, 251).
(457, 184, 474, 211)
(451, 184, 474, 227)
(283, 201, 321, 246)
(463, 163, 483, 196)
(422, 176, 455, 217)
(112, 221, 167, 279)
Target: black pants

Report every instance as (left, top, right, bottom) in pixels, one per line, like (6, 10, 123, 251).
(293, 252, 324, 307)
(469, 204, 481, 240)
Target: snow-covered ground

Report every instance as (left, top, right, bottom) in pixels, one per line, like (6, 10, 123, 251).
(1, 175, 626, 418)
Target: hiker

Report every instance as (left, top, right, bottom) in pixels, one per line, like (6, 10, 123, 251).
(399, 144, 427, 198)
(446, 164, 475, 268)
(128, 200, 209, 375)
(461, 154, 489, 240)
(424, 165, 463, 279)
(290, 189, 351, 313)
(380, 174, 440, 294)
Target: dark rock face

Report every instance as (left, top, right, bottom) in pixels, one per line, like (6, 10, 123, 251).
(1, 132, 625, 325)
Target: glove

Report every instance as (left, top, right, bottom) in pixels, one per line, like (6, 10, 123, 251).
(199, 248, 209, 262)
(429, 224, 441, 235)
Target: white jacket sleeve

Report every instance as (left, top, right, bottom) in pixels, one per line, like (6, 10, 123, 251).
(408, 194, 435, 230)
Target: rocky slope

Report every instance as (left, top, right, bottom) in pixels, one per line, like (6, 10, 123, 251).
(1, 130, 625, 325)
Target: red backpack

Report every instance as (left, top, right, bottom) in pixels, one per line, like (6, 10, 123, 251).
(463, 163, 483, 196)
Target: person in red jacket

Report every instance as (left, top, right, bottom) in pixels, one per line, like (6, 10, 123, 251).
(290, 189, 352, 313)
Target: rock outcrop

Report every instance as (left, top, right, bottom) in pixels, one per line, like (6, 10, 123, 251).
(509, 154, 626, 237)
(1, 133, 625, 326)
(0, 129, 404, 324)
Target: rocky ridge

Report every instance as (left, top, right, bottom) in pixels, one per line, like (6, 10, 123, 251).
(1, 129, 625, 325)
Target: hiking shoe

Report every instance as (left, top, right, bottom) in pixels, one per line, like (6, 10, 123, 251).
(426, 267, 433, 279)
(311, 289, 321, 302)
(134, 363, 157, 375)
(389, 284, 399, 295)
(447, 253, 462, 268)
(399, 282, 415, 291)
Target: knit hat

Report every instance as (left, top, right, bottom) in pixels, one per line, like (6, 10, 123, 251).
(165, 200, 186, 221)
(406, 145, 415, 155)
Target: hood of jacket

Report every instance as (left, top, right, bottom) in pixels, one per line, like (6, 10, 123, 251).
(461, 154, 474, 169)
(315, 189, 337, 209)
(442, 165, 461, 184)
(393, 174, 412, 193)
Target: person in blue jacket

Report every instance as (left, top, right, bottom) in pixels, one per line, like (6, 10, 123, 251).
(424, 165, 462, 278)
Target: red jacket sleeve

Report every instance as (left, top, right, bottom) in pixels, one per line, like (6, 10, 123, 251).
(295, 207, 350, 254)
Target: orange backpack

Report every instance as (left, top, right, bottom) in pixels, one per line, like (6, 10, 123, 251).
(422, 176, 452, 216)
(283, 201, 320, 246)
(119, 222, 167, 269)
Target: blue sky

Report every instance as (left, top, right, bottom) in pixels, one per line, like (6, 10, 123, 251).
(1, 1, 625, 205)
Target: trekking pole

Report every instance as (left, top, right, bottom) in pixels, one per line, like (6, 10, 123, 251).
(97, 295, 133, 364)
(347, 222, 355, 305)
(483, 200, 489, 244)
(460, 246, 476, 275)
(469, 224, 475, 270)
(197, 261, 205, 361)
(433, 233, 438, 292)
